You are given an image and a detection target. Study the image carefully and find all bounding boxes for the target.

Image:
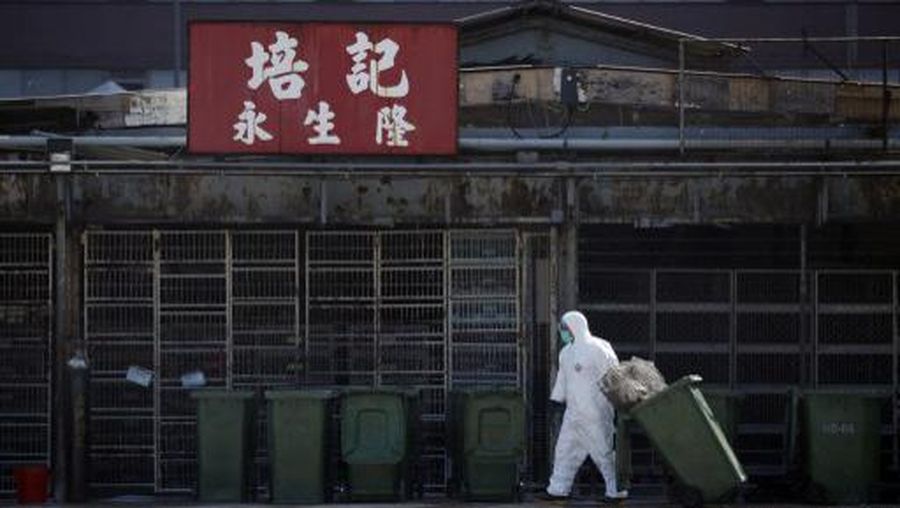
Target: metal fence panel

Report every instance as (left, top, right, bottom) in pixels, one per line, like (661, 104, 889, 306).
(303, 229, 522, 493)
(84, 231, 156, 492)
(814, 271, 895, 388)
(0, 233, 52, 496)
(579, 263, 899, 478)
(156, 231, 229, 493)
(84, 230, 301, 496)
(82, 228, 524, 496)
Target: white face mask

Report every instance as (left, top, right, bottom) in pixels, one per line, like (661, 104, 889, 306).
(558, 322, 574, 345)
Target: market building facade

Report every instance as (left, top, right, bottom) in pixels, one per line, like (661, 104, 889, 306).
(1, 0, 899, 500)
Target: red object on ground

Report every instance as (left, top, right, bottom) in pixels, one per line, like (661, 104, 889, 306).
(14, 465, 49, 504)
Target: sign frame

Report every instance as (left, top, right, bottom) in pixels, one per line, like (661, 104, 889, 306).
(187, 20, 459, 156)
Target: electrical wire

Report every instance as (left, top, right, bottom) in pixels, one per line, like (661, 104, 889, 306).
(506, 73, 574, 140)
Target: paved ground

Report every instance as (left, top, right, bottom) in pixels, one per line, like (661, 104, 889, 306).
(19, 504, 900, 507)
(14, 499, 900, 507)
(10, 491, 899, 507)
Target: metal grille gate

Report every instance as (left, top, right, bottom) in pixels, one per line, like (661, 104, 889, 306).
(813, 270, 898, 471)
(582, 268, 898, 478)
(305, 230, 523, 492)
(84, 230, 301, 494)
(522, 232, 555, 485)
(85, 229, 523, 495)
(0, 234, 53, 495)
(85, 231, 155, 492)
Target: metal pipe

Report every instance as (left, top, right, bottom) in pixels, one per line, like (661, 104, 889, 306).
(1, 135, 898, 152)
(460, 138, 900, 151)
(799, 224, 809, 388)
(679, 39, 686, 155)
(0, 136, 188, 148)
(703, 36, 900, 44)
(883, 40, 891, 152)
(173, 0, 182, 88)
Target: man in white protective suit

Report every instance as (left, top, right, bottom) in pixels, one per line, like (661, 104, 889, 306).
(539, 310, 628, 504)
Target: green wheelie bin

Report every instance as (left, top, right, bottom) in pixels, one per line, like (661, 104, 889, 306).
(628, 375, 746, 507)
(798, 390, 883, 504)
(191, 390, 257, 502)
(340, 388, 418, 501)
(701, 389, 742, 444)
(449, 387, 524, 501)
(614, 413, 634, 492)
(265, 389, 335, 504)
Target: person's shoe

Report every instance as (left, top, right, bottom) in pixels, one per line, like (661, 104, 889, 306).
(602, 490, 629, 504)
(535, 491, 570, 504)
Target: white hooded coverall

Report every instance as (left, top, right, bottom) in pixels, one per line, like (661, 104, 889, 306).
(546, 311, 623, 498)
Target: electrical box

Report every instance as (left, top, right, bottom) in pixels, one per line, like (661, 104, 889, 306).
(559, 68, 579, 106)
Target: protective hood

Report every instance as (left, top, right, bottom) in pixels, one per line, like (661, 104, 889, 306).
(561, 310, 591, 343)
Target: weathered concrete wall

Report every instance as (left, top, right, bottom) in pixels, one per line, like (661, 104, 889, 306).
(77, 175, 319, 223)
(459, 67, 900, 122)
(325, 178, 444, 225)
(0, 175, 56, 223)
(448, 176, 561, 223)
(580, 178, 693, 223)
(576, 175, 900, 225)
(75, 175, 562, 225)
(4, 173, 900, 226)
(697, 177, 819, 223)
(826, 176, 900, 221)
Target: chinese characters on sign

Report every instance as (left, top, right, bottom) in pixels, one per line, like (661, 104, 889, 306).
(304, 101, 340, 145)
(345, 31, 410, 98)
(189, 23, 457, 155)
(236, 30, 414, 146)
(245, 30, 309, 100)
(233, 101, 271, 145)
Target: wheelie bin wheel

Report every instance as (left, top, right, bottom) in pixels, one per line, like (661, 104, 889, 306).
(671, 481, 704, 508)
(804, 480, 829, 505)
(416, 480, 425, 499)
(514, 478, 524, 502)
(446, 476, 459, 499)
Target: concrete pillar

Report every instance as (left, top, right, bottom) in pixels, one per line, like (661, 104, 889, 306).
(49, 139, 87, 501)
(559, 177, 579, 313)
(53, 172, 70, 502)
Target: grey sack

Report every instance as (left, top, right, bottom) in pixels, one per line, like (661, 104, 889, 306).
(600, 356, 667, 411)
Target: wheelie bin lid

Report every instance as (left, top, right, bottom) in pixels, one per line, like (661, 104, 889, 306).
(628, 374, 702, 413)
(189, 389, 255, 400)
(265, 389, 336, 400)
(800, 388, 892, 398)
(340, 387, 420, 397)
(451, 386, 521, 395)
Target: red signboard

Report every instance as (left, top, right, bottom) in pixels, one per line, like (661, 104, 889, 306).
(188, 22, 458, 155)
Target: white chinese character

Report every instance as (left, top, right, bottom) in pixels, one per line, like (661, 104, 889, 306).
(245, 30, 310, 100)
(345, 32, 374, 94)
(245, 42, 270, 90)
(370, 37, 409, 98)
(303, 101, 341, 145)
(233, 101, 273, 145)
(376, 104, 415, 147)
(345, 31, 409, 98)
